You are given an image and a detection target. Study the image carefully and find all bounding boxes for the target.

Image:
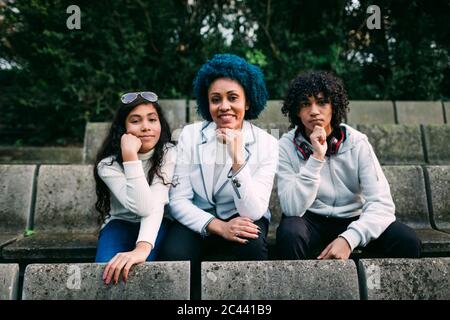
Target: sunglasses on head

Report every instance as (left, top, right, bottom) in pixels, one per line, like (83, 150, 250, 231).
(121, 91, 158, 104)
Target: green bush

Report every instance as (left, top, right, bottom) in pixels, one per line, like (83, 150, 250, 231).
(0, 0, 448, 145)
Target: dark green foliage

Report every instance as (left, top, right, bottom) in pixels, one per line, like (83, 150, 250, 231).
(0, 0, 448, 145)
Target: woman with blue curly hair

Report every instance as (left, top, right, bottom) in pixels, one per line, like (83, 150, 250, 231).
(159, 54, 278, 283)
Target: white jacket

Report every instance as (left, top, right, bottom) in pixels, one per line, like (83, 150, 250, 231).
(170, 121, 279, 235)
(277, 124, 395, 250)
(97, 144, 177, 247)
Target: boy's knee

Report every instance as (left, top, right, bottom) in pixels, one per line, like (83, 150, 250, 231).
(400, 230, 422, 258)
(382, 222, 422, 258)
(276, 217, 309, 244)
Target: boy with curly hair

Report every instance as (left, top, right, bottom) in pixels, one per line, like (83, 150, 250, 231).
(276, 71, 421, 260)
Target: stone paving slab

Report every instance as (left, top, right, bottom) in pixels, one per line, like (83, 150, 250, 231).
(357, 125, 424, 164)
(383, 166, 430, 228)
(359, 258, 450, 299)
(158, 99, 187, 130)
(0, 165, 36, 247)
(423, 125, 450, 164)
(0, 234, 19, 250)
(0, 264, 19, 300)
(414, 229, 450, 253)
(202, 260, 359, 300)
(396, 101, 444, 125)
(22, 262, 190, 300)
(251, 100, 291, 137)
(0, 147, 82, 164)
(33, 165, 98, 233)
(83, 122, 111, 164)
(2, 233, 98, 260)
(2, 165, 99, 260)
(379, 166, 450, 253)
(347, 100, 395, 125)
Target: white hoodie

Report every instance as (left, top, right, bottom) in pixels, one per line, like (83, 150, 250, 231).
(277, 124, 395, 250)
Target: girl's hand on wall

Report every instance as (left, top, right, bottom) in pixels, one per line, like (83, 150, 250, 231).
(317, 237, 352, 260)
(102, 241, 152, 285)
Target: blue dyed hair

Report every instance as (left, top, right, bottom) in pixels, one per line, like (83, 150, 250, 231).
(192, 53, 268, 121)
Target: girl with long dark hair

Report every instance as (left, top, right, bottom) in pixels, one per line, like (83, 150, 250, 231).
(94, 91, 176, 285)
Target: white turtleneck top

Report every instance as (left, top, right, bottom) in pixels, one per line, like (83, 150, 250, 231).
(97, 143, 177, 247)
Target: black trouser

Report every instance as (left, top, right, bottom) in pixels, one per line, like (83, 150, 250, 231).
(276, 211, 422, 260)
(158, 215, 269, 299)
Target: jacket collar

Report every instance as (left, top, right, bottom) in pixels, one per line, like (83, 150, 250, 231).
(197, 120, 254, 205)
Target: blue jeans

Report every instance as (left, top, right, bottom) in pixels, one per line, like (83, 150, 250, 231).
(95, 218, 170, 262)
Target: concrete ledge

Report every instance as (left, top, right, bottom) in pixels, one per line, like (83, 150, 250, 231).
(396, 101, 444, 124)
(253, 100, 284, 124)
(357, 125, 424, 164)
(383, 166, 450, 253)
(0, 165, 36, 248)
(34, 165, 98, 232)
(414, 229, 450, 253)
(251, 100, 291, 137)
(2, 233, 97, 260)
(425, 166, 450, 233)
(383, 166, 429, 228)
(158, 99, 187, 130)
(347, 100, 395, 125)
(188, 100, 202, 123)
(82, 122, 111, 164)
(0, 264, 19, 300)
(201, 260, 359, 300)
(0, 147, 82, 164)
(423, 125, 450, 164)
(359, 258, 450, 299)
(3, 165, 99, 260)
(22, 262, 190, 300)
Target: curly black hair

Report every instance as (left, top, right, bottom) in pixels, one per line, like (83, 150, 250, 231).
(193, 53, 268, 121)
(281, 71, 349, 130)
